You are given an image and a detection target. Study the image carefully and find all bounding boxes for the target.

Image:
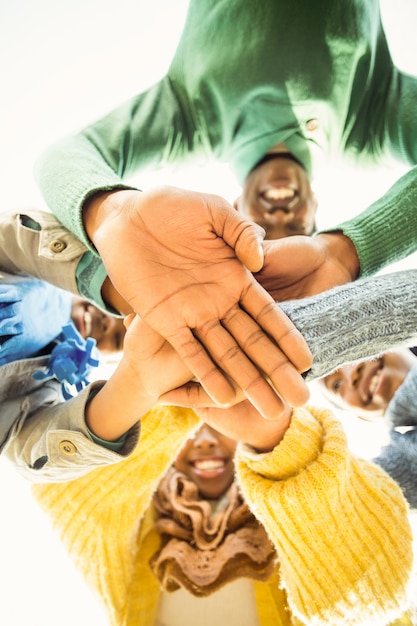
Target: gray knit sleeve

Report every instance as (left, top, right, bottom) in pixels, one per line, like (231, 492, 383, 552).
(279, 269, 417, 381)
(385, 364, 417, 429)
(373, 429, 417, 509)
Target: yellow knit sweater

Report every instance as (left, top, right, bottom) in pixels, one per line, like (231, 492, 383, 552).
(33, 405, 414, 626)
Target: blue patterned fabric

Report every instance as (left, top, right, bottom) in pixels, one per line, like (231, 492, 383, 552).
(33, 322, 99, 399)
(0, 279, 73, 365)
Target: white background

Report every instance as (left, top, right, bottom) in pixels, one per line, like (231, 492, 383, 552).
(0, 1, 417, 624)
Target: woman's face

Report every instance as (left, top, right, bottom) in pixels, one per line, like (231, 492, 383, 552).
(71, 297, 126, 353)
(174, 425, 238, 500)
(321, 350, 415, 420)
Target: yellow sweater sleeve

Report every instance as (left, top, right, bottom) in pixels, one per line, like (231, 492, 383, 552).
(235, 405, 414, 626)
(32, 405, 200, 625)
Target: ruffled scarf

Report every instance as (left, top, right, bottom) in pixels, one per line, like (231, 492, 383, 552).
(150, 467, 276, 597)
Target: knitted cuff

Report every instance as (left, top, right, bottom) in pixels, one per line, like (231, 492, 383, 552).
(319, 166, 417, 277)
(237, 406, 328, 480)
(280, 269, 417, 381)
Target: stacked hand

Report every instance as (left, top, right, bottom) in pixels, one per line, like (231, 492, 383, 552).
(122, 314, 292, 452)
(85, 185, 312, 419)
(256, 233, 360, 302)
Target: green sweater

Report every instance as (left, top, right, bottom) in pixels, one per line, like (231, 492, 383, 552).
(35, 0, 417, 276)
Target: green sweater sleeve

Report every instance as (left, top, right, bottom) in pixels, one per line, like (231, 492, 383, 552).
(325, 166, 417, 277)
(34, 79, 195, 250)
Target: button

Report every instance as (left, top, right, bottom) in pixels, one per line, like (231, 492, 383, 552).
(59, 440, 78, 455)
(49, 239, 67, 253)
(305, 118, 319, 132)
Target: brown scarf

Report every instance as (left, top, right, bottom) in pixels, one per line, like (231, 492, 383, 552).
(150, 467, 276, 597)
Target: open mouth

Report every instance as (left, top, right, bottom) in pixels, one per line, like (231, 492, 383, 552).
(190, 458, 228, 473)
(367, 368, 382, 399)
(260, 184, 299, 212)
(363, 361, 384, 402)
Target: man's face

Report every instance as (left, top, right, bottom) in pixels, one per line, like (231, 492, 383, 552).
(321, 350, 415, 420)
(174, 424, 237, 500)
(71, 297, 126, 353)
(236, 154, 317, 239)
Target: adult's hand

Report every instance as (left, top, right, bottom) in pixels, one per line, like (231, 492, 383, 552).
(84, 185, 312, 418)
(194, 400, 292, 452)
(160, 380, 292, 452)
(256, 232, 360, 302)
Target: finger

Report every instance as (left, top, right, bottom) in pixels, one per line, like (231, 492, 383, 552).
(212, 204, 266, 273)
(165, 327, 238, 406)
(241, 279, 313, 374)
(194, 320, 289, 419)
(159, 381, 227, 407)
(123, 313, 136, 330)
(159, 380, 246, 408)
(221, 305, 310, 407)
(126, 317, 168, 359)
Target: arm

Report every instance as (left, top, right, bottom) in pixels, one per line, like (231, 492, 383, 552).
(0, 208, 133, 316)
(326, 69, 417, 279)
(31, 405, 200, 615)
(35, 83, 312, 416)
(0, 209, 111, 311)
(235, 406, 413, 625)
(253, 167, 417, 303)
(0, 210, 89, 296)
(257, 237, 417, 378)
(80, 185, 312, 418)
(1, 313, 198, 482)
(326, 165, 417, 278)
(279, 269, 417, 380)
(1, 376, 140, 483)
(34, 80, 187, 248)
(373, 428, 417, 510)
(385, 364, 417, 429)
(161, 268, 417, 413)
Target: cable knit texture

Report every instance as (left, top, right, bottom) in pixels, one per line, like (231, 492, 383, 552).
(32, 404, 414, 626)
(280, 270, 417, 381)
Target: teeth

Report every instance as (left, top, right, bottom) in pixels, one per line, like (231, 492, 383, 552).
(264, 187, 295, 201)
(84, 311, 92, 337)
(193, 459, 225, 471)
(369, 372, 380, 396)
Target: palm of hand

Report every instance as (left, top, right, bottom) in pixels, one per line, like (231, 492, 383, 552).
(94, 186, 311, 415)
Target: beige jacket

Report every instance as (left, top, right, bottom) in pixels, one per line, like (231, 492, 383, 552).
(0, 210, 138, 482)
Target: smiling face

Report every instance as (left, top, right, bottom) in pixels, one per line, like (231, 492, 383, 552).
(235, 147, 317, 239)
(321, 350, 416, 420)
(174, 424, 238, 499)
(71, 297, 126, 353)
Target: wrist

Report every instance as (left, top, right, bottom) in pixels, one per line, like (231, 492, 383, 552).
(101, 277, 133, 316)
(249, 406, 292, 453)
(83, 189, 138, 249)
(317, 231, 360, 280)
(85, 357, 154, 441)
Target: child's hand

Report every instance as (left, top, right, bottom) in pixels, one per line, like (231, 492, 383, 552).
(122, 315, 293, 451)
(85, 314, 193, 441)
(122, 314, 193, 404)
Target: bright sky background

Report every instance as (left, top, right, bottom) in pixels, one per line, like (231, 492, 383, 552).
(1, 1, 417, 624)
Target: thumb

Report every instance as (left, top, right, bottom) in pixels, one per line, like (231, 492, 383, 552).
(215, 205, 266, 272)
